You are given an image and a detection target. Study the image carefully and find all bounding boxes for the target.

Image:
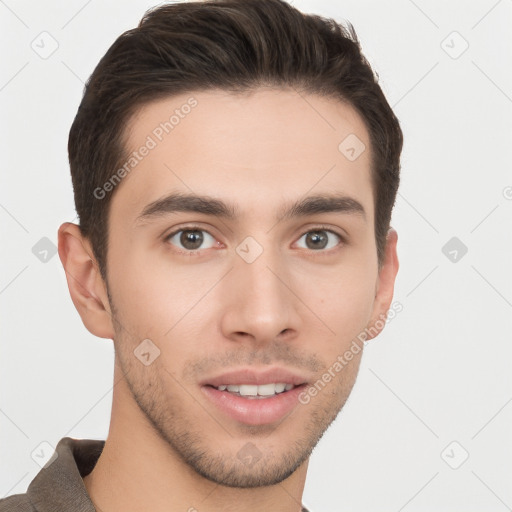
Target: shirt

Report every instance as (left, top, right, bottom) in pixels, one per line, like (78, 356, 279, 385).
(0, 437, 311, 511)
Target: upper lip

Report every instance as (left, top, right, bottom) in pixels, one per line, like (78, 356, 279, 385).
(200, 367, 310, 387)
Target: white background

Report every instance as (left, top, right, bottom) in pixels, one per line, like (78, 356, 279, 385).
(1, 1, 511, 511)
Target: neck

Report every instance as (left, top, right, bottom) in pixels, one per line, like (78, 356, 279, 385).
(83, 364, 308, 512)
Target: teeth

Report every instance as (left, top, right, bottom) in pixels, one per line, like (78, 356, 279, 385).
(215, 383, 295, 397)
(257, 383, 277, 396)
(239, 384, 258, 396)
(274, 383, 286, 393)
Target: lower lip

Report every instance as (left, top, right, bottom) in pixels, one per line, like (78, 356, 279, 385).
(201, 385, 307, 426)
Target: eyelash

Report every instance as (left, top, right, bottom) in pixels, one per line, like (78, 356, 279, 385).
(163, 224, 346, 256)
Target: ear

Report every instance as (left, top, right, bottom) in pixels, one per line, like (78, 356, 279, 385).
(365, 228, 399, 341)
(58, 222, 115, 340)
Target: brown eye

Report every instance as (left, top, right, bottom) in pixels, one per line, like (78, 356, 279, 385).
(166, 228, 216, 252)
(296, 229, 342, 251)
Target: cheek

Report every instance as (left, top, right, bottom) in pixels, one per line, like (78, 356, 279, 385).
(304, 263, 377, 348)
(108, 246, 223, 348)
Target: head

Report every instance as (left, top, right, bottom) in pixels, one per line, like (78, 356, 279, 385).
(59, 0, 401, 489)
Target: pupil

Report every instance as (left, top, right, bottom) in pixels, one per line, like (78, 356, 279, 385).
(181, 230, 203, 250)
(307, 231, 327, 249)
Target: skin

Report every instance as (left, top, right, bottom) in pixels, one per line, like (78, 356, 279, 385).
(58, 87, 398, 512)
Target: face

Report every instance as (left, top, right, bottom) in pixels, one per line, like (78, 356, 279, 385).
(100, 87, 395, 487)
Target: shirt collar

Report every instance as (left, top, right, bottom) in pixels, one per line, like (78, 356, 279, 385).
(27, 437, 104, 512)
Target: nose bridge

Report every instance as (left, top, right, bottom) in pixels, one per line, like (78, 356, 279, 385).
(222, 234, 299, 341)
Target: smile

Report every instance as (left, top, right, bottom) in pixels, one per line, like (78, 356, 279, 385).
(213, 383, 295, 398)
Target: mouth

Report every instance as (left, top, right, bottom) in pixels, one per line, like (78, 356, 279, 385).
(208, 382, 296, 399)
(200, 368, 310, 425)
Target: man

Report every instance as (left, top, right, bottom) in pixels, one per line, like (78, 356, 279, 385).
(1, 0, 402, 510)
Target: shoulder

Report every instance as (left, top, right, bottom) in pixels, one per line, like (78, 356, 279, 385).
(0, 493, 36, 511)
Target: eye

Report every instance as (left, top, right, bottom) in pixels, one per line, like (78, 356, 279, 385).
(165, 227, 217, 253)
(295, 228, 343, 251)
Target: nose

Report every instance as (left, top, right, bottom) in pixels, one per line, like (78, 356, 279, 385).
(219, 243, 302, 347)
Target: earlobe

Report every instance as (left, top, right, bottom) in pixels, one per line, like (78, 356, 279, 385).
(57, 222, 115, 340)
(366, 228, 399, 341)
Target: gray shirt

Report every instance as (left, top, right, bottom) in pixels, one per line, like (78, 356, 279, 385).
(0, 437, 103, 511)
(0, 437, 311, 511)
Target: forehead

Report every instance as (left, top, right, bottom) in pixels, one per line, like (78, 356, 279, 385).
(110, 87, 374, 226)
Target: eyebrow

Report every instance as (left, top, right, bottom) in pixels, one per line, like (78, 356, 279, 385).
(134, 191, 366, 226)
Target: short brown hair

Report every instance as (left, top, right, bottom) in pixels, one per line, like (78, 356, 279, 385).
(68, 0, 403, 282)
